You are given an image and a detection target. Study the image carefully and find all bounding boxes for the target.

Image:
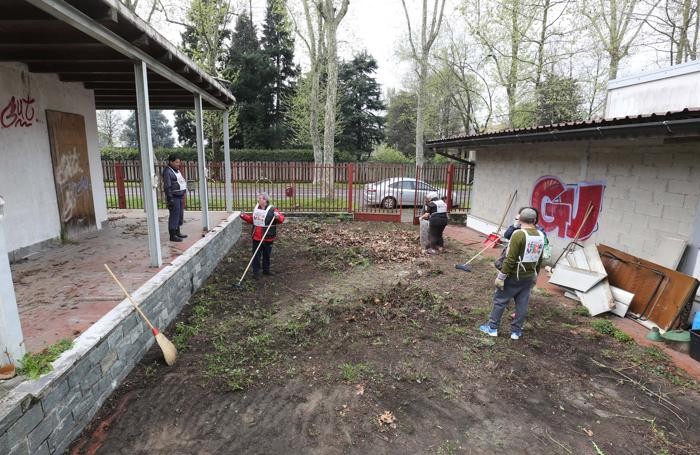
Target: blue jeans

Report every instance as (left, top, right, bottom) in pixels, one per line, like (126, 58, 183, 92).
(488, 276, 535, 333)
(251, 241, 273, 274)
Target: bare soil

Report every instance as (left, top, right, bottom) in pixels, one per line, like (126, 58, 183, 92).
(70, 220, 700, 455)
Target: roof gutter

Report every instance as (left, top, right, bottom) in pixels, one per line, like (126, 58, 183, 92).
(26, 0, 232, 110)
(426, 117, 700, 150)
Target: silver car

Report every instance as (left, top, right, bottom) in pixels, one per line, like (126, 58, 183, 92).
(363, 177, 458, 209)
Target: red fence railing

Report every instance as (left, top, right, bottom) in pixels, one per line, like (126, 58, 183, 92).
(102, 161, 474, 214)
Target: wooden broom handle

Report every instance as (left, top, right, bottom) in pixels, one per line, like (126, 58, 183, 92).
(495, 190, 518, 233)
(104, 264, 156, 331)
(572, 203, 595, 243)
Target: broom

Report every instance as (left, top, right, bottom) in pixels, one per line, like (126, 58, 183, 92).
(104, 264, 177, 366)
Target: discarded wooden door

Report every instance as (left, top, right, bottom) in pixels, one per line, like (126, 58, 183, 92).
(598, 244, 700, 330)
(46, 110, 96, 239)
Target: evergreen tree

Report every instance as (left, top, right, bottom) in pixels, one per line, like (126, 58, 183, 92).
(226, 12, 275, 148)
(384, 90, 416, 158)
(121, 110, 174, 148)
(261, 0, 299, 147)
(174, 110, 196, 147)
(337, 52, 385, 160)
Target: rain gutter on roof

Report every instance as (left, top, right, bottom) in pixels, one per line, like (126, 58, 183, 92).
(426, 117, 700, 150)
(25, 0, 230, 110)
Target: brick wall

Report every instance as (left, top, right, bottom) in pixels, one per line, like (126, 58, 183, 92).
(468, 141, 700, 263)
(0, 213, 242, 455)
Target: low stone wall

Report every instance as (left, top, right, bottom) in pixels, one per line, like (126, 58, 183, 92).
(0, 213, 242, 455)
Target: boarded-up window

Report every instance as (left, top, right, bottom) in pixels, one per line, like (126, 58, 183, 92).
(46, 110, 96, 238)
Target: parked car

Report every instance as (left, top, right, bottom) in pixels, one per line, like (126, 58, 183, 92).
(363, 177, 458, 209)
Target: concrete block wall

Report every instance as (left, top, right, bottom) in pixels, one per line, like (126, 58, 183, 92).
(469, 142, 700, 264)
(0, 213, 242, 455)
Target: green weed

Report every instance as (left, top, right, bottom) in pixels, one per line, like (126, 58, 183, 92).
(591, 319, 632, 343)
(18, 338, 73, 379)
(340, 362, 371, 382)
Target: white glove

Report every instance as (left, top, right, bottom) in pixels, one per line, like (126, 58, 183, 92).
(495, 272, 507, 290)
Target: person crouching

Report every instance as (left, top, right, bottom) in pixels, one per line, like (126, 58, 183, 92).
(420, 191, 448, 254)
(240, 193, 285, 278)
(479, 207, 544, 340)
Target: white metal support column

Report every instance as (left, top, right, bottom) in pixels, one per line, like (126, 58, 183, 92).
(195, 94, 210, 230)
(135, 61, 162, 267)
(223, 110, 232, 212)
(0, 196, 25, 366)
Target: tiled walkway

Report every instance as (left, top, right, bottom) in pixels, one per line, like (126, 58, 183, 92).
(11, 210, 229, 353)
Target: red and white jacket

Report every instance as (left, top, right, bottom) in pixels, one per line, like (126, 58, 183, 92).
(240, 204, 285, 242)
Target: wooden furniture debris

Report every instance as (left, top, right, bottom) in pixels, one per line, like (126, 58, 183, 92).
(598, 244, 700, 331)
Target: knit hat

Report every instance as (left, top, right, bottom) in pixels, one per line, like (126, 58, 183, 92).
(426, 191, 439, 200)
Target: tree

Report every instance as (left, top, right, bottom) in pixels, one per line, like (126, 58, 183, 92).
(645, 0, 698, 64)
(291, 0, 327, 182)
(318, 0, 350, 196)
(262, 0, 299, 147)
(121, 110, 174, 148)
(385, 89, 417, 158)
(96, 110, 123, 148)
(581, 0, 662, 80)
(535, 73, 584, 125)
(401, 0, 447, 166)
(337, 52, 385, 160)
(226, 11, 275, 148)
(174, 110, 196, 147)
(175, 0, 234, 158)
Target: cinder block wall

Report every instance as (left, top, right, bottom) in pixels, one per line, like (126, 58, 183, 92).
(0, 214, 242, 455)
(470, 142, 700, 263)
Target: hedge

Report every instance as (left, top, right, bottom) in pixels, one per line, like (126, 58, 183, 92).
(100, 147, 355, 162)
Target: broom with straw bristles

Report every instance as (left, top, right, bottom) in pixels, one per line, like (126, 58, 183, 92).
(104, 264, 177, 366)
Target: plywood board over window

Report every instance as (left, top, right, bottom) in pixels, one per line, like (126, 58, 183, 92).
(46, 110, 96, 239)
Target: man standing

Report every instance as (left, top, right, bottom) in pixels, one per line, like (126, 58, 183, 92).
(162, 154, 188, 242)
(240, 193, 285, 278)
(480, 207, 544, 340)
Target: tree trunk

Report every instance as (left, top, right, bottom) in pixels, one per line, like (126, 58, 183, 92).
(415, 58, 427, 167)
(310, 61, 323, 183)
(322, 15, 339, 197)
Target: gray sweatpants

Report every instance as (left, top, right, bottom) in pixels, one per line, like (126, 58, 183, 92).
(487, 276, 535, 333)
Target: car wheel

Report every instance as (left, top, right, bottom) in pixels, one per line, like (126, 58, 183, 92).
(381, 196, 397, 209)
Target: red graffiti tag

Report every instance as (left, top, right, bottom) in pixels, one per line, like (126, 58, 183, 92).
(530, 175, 605, 240)
(1, 96, 37, 128)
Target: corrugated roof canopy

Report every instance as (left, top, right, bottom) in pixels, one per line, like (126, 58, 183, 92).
(426, 108, 700, 150)
(2, 0, 235, 110)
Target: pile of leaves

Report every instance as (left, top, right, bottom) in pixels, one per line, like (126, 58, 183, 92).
(289, 221, 420, 264)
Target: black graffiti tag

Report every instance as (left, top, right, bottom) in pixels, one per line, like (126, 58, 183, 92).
(1, 96, 37, 128)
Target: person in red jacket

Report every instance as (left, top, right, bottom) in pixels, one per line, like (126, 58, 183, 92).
(240, 192, 285, 278)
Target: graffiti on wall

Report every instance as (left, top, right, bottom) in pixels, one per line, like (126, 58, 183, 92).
(1, 96, 37, 128)
(530, 175, 606, 241)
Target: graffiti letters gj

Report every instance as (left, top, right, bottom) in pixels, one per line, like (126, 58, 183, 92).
(1, 96, 37, 128)
(530, 175, 606, 241)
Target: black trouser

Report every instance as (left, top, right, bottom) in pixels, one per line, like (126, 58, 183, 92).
(428, 224, 446, 249)
(251, 241, 273, 274)
(168, 193, 185, 230)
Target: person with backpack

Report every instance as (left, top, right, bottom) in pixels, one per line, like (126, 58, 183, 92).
(420, 192, 448, 254)
(162, 154, 188, 242)
(480, 207, 544, 340)
(240, 192, 285, 278)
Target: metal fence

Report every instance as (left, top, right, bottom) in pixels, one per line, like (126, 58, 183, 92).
(102, 161, 473, 218)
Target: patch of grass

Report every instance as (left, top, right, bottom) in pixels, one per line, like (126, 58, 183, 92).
(591, 319, 632, 343)
(436, 440, 459, 454)
(18, 338, 73, 379)
(444, 325, 469, 337)
(572, 306, 590, 317)
(173, 321, 199, 350)
(340, 362, 372, 382)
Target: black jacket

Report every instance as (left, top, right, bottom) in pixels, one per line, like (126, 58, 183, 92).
(162, 166, 185, 201)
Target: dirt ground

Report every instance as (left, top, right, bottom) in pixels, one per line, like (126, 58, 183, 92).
(70, 220, 700, 455)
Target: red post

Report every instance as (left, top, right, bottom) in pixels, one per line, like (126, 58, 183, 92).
(347, 163, 354, 213)
(446, 163, 454, 211)
(115, 161, 126, 209)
